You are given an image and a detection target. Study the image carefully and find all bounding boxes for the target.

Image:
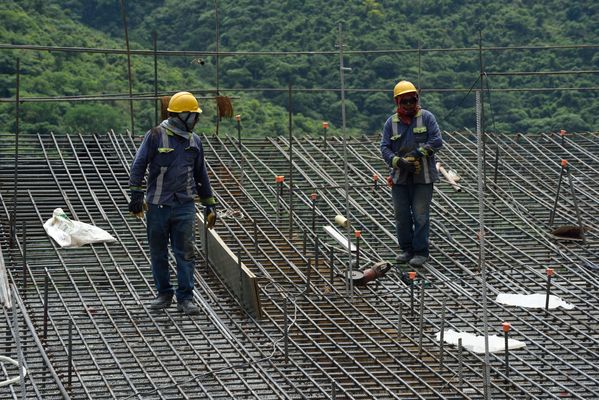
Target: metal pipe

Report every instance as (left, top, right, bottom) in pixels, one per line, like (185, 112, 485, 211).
(338, 23, 353, 301)
(476, 89, 491, 400)
(10, 57, 20, 248)
(118, 0, 135, 136)
(288, 82, 294, 238)
(21, 221, 26, 299)
(152, 31, 158, 126)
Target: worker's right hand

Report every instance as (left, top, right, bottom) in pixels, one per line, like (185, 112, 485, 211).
(392, 156, 418, 174)
(128, 190, 145, 216)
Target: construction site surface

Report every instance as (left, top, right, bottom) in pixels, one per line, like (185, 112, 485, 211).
(1, 129, 598, 399)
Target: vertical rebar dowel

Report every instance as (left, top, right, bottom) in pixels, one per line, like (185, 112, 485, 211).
(458, 338, 464, 388)
(238, 248, 243, 312)
(417, 284, 425, 356)
(314, 236, 319, 270)
(283, 296, 289, 364)
(119, 0, 135, 136)
(331, 379, 336, 399)
(236, 114, 241, 147)
(11, 290, 26, 399)
(10, 57, 20, 249)
(503, 323, 510, 381)
(439, 297, 447, 370)
(410, 281, 415, 318)
(306, 258, 312, 292)
(253, 218, 258, 254)
(397, 303, 402, 339)
(565, 166, 585, 243)
(323, 122, 328, 145)
(355, 232, 361, 272)
(549, 166, 565, 225)
(22, 221, 27, 299)
(302, 230, 307, 255)
(545, 268, 554, 312)
(152, 30, 158, 126)
(329, 246, 334, 285)
(68, 319, 73, 388)
(43, 270, 49, 341)
(276, 179, 282, 225)
(311, 195, 316, 234)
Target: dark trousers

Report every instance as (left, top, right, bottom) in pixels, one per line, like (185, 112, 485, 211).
(147, 202, 196, 301)
(392, 183, 433, 257)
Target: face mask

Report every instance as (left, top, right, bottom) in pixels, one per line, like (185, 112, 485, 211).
(177, 112, 199, 131)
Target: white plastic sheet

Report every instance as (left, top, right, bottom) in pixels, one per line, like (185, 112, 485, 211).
(43, 208, 116, 248)
(495, 293, 574, 310)
(436, 329, 526, 354)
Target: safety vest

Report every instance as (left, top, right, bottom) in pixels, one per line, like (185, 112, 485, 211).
(389, 110, 432, 184)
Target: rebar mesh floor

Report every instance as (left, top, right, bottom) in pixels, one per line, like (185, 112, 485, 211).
(1, 131, 598, 399)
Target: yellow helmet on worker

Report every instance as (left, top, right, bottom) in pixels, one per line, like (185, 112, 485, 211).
(167, 91, 202, 113)
(393, 80, 418, 98)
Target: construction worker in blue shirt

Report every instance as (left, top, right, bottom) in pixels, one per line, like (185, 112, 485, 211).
(128, 91, 217, 315)
(380, 80, 443, 267)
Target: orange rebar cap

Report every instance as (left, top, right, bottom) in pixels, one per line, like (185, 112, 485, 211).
(235, 114, 241, 121)
(275, 175, 285, 183)
(559, 129, 566, 136)
(561, 159, 568, 168)
(502, 322, 511, 332)
(546, 267, 555, 277)
(408, 271, 417, 280)
(373, 174, 379, 181)
(322, 121, 329, 129)
(310, 193, 317, 201)
(354, 230, 362, 238)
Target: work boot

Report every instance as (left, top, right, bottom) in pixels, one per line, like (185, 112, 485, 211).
(149, 293, 173, 310)
(395, 252, 413, 263)
(177, 299, 200, 315)
(409, 255, 428, 267)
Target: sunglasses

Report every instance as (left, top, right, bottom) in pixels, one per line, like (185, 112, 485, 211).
(400, 97, 417, 105)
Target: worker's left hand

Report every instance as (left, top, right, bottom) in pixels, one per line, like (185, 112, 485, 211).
(204, 205, 217, 229)
(408, 145, 434, 159)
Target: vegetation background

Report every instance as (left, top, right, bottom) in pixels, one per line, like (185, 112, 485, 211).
(1, 0, 598, 137)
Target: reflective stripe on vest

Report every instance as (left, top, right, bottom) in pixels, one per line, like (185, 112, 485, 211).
(391, 110, 424, 137)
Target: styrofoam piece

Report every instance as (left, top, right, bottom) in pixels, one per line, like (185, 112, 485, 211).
(323, 225, 357, 252)
(436, 329, 526, 354)
(496, 293, 574, 310)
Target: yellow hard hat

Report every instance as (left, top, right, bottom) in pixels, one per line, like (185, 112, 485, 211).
(167, 91, 202, 113)
(393, 80, 417, 98)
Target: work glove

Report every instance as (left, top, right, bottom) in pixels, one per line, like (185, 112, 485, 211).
(204, 205, 217, 230)
(128, 190, 147, 219)
(408, 145, 434, 159)
(392, 156, 421, 175)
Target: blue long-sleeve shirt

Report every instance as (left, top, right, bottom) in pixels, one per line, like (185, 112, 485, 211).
(129, 119, 214, 206)
(380, 109, 443, 184)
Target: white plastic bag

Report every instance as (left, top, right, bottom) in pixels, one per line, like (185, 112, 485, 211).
(43, 208, 116, 248)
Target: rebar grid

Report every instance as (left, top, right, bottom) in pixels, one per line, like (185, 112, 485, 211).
(0, 130, 597, 399)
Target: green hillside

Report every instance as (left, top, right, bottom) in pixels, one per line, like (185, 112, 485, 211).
(2, 0, 598, 137)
